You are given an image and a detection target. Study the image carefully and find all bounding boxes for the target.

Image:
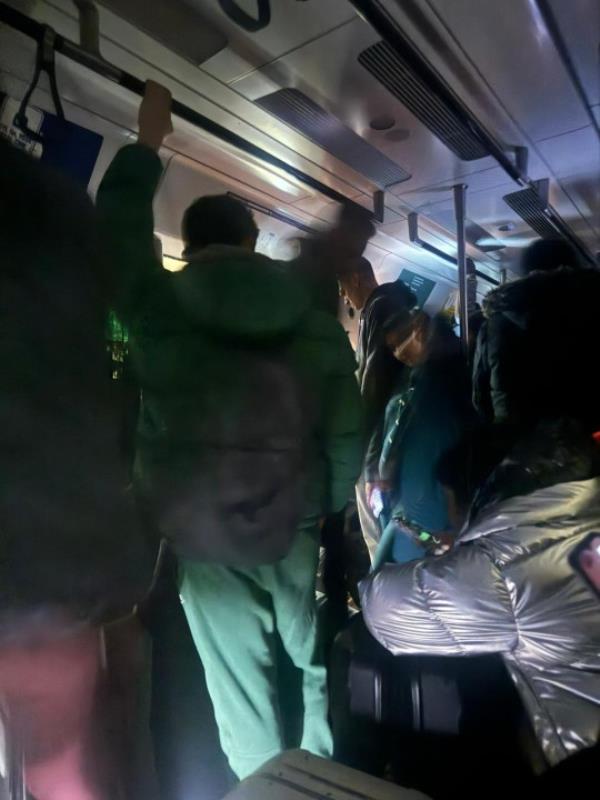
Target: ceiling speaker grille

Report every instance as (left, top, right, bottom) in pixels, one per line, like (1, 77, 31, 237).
(358, 41, 488, 161)
(256, 88, 411, 188)
(503, 184, 558, 239)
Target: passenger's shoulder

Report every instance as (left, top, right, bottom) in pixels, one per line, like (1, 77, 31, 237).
(300, 308, 350, 343)
(484, 267, 600, 319)
(297, 310, 357, 369)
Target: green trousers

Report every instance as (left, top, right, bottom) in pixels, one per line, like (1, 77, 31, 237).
(179, 524, 333, 780)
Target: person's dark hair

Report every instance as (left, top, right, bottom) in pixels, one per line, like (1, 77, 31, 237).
(355, 256, 375, 278)
(382, 307, 418, 338)
(337, 256, 376, 282)
(182, 194, 259, 255)
(521, 239, 580, 275)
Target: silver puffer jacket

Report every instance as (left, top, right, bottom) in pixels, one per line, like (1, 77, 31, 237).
(361, 476, 600, 766)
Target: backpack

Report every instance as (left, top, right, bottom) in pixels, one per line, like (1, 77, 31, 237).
(134, 334, 317, 567)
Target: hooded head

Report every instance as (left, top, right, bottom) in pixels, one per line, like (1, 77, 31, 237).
(176, 194, 309, 341)
(520, 239, 580, 275)
(182, 194, 259, 257)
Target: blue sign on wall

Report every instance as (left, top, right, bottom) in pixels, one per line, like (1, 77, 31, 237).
(39, 112, 103, 187)
(1, 93, 103, 188)
(398, 269, 436, 308)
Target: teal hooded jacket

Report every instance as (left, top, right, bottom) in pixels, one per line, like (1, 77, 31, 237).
(96, 144, 363, 535)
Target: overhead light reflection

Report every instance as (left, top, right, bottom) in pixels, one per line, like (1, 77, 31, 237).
(476, 236, 534, 248)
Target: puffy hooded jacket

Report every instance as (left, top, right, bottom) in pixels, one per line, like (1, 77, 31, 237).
(96, 145, 363, 559)
(360, 420, 600, 766)
(473, 267, 600, 428)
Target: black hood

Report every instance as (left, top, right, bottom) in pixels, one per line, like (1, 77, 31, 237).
(482, 266, 600, 327)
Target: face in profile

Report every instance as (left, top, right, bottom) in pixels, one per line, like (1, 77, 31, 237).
(338, 271, 364, 311)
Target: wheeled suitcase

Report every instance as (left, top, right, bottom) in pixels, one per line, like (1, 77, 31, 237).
(330, 614, 535, 798)
(333, 615, 462, 734)
(223, 750, 431, 799)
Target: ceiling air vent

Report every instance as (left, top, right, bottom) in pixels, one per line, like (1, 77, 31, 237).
(358, 41, 488, 161)
(503, 180, 558, 239)
(256, 88, 411, 188)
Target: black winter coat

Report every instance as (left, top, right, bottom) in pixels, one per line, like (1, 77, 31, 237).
(473, 267, 600, 431)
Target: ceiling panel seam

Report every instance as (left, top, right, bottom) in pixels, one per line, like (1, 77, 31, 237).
(224, 16, 358, 86)
(534, 122, 596, 144)
(420, 0, 599, 240)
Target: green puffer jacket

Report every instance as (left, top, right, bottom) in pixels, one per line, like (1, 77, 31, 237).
(96, 144, 363, 559)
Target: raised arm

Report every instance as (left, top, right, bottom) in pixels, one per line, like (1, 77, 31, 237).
(96, 81, 172, 324)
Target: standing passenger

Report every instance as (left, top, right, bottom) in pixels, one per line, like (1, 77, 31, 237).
(472, 238, 595, 426)
(96, 81, 364, 780)
(291, 205, 376, 316)
(365, 309, 474, 566)
(338, 259, 416, 559)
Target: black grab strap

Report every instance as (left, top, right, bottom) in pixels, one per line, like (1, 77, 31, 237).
(218, 0, 271, 33)
(13, 25, 65, 142)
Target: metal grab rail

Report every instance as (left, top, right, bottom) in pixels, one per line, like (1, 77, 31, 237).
(407, 212, 500, 287)
(0, 2, 368, 216)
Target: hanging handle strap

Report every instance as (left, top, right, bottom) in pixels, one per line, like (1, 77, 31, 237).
(218, 0, 271, 33)
(13, 25, 65, 142)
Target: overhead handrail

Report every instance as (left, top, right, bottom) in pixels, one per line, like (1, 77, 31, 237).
(408, 212, 500, 288)
(72, 0, 100, 55)
(227, 192, 317, 235)
(0, 2, 369, 216)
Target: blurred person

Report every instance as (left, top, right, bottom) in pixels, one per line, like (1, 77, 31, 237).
(0, 138, 157, 798)
(472, 238, 600, 425)
(338, 258, 416, 429)
(519, 238, 581, 275)
(291, 205, 376, 316)
(287, 212, 375, 632)
(365, 309, 475, 567)
(338, 258, 416, 559)
(96, 81, 363, 780)
(360, 417, 600, 768)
